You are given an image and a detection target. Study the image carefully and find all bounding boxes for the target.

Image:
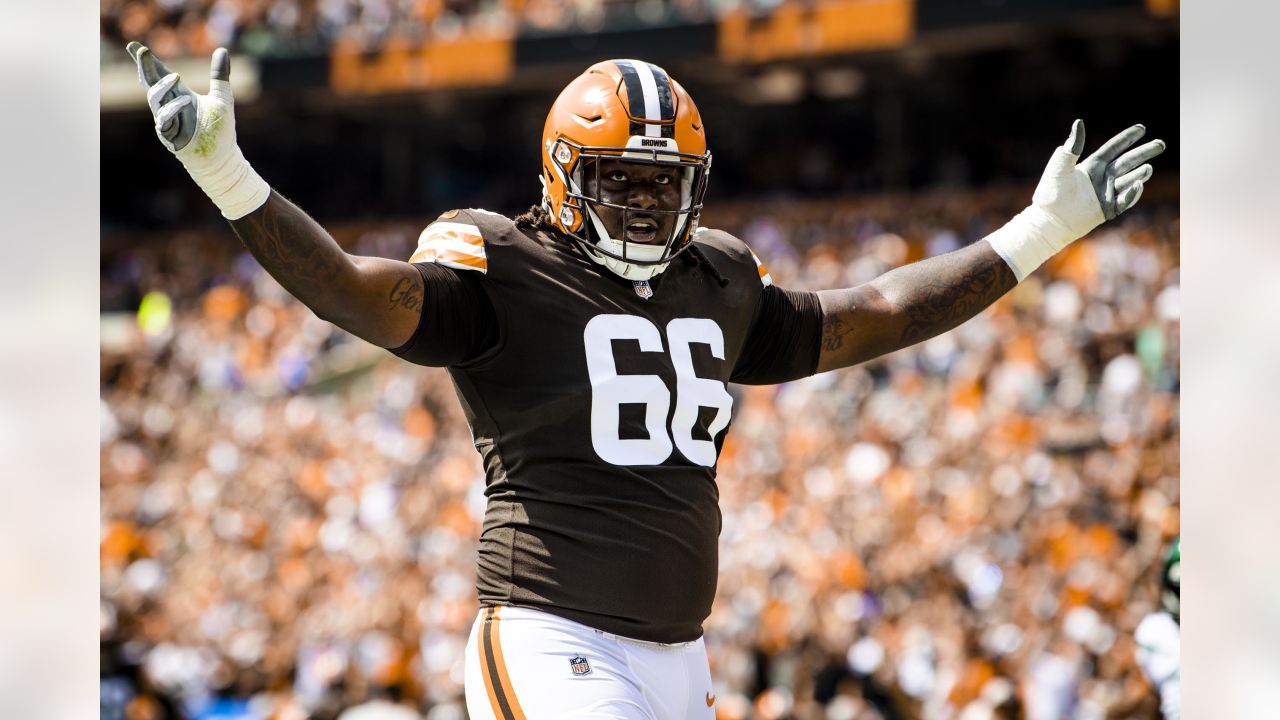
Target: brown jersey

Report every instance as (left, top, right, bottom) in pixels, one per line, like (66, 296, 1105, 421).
(392, 209, 822, 643)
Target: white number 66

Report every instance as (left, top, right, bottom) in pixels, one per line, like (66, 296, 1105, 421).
(583, 315, 733, 467)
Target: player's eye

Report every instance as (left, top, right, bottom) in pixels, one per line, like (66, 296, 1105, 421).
(654, 174, 672, 185)
(607, 170, 628, 182)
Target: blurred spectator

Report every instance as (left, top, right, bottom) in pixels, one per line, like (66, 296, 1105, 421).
(102, 191, 1178, 717)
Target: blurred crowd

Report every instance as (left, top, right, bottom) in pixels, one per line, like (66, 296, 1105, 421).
(99, 0, 733, 61)
(101, 190, 1180, 719)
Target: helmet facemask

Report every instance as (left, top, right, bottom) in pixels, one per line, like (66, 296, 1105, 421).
(546, 137, 711, 281)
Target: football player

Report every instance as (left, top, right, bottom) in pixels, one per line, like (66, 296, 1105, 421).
(126, 44, 1166, 719)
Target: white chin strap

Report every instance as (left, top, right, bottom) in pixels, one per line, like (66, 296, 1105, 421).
(561, 163, 673, 281)
(583, 206, 671, 281)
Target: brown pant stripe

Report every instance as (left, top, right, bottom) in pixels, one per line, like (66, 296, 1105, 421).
(477, 607, 505, 719)
(480, 606, 526, 720)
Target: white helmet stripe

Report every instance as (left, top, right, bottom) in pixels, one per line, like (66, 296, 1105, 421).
(633, 63, 662, 137)
(616, 59, 664, 137)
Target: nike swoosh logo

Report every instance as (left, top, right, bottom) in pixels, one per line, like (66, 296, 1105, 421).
(705, 692, 715, 707)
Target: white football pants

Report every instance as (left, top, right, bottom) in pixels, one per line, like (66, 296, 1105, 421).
(463, 605, 716, 720)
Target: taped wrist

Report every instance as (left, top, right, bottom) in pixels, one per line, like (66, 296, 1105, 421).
(176, 144, 270, 220)
(984, 205, 1077, 282)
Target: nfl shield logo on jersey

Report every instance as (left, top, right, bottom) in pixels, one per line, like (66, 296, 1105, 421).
(569, 655, 592, 676)
(633, 280, 653, 299)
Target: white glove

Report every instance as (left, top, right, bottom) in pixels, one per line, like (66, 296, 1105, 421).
(125, 42, 270, 220)
(988, 120, 1166, 281)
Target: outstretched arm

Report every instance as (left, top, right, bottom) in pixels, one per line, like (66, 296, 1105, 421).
(815, 241, 1015, 371)
(126, 42, 421, 348)
(815, 120, 1166, 373)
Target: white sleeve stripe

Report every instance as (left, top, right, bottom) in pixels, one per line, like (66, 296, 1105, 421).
(419, 221, 483, 241)
(749, 251, 773, 286)
(434, 258, 487, 273)
(414, 236, 486, 259)
(408, 244, 488, 272)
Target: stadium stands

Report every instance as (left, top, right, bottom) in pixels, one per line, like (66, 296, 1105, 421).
(101, 191, 1178, 718)
(101, 0, 1179, 715)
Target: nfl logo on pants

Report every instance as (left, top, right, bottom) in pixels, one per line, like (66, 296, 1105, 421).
(569, 655, 592, 676)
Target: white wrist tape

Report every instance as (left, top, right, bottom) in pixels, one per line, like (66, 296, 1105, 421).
(176, 144, 270, 220)
(984, 205, 1077, 282)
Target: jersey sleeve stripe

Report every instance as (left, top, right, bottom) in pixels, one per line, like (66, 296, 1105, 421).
(750, 250, 774, 286)
(425, 221, 485, 241)
(417, 249, 486, 271)
(409, 222, 488, 272)
(412, 237, 486, 260)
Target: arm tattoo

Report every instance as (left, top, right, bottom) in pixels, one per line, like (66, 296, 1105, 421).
(822, 314, 848, 353)
(229, 192, 345, 300)
(227, 191, 422, 348)
(896, 251, 1017, 346)
(817, 241, 1019, 371)
(388, 276, 422, 312)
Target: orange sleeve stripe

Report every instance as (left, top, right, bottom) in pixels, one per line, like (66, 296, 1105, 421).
(408, 247, 489, 270)
(419, 221, 484, 245)
(445, 252, 488, 270)
(408, 222, 487, 271)
(408, 245, 489, 271)
(419, 230, 483, 249)
(749, 249, 773, 286)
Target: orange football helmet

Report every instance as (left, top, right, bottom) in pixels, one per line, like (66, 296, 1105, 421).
(540, 59, 712, 280)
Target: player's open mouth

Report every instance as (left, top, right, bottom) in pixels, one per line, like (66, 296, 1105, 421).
(625, 218, 659, 244)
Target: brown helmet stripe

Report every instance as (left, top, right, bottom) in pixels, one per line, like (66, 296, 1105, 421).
(613, 60, 675, 138)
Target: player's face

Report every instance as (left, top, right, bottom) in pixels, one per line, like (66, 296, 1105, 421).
(583, 159, 682, 246)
